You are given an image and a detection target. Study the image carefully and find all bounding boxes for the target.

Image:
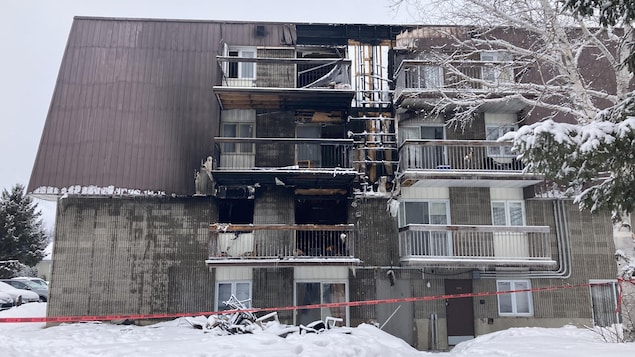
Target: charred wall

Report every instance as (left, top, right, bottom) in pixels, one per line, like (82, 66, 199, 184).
(255, 111, 296, 167)
(351, 197, 399, 266)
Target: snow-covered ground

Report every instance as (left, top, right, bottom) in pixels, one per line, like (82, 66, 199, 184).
(1, 303, 634, 356)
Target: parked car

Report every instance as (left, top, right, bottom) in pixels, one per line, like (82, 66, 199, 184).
(10, 278, 49, 301)
(0, 281, 40, 304)
(11, 276, 48, 288)
(0, 292, 14, 310)
(1, 279, 48, 302)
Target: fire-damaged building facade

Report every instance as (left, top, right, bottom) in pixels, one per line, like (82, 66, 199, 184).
(29, 17, 620, 350)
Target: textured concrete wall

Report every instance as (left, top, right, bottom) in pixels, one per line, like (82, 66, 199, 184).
(408, 200, 617, 350)
(252, 267, 294, 324)
(256, 110, 295, 167)
(256, 48, 295, 88)
(449, 187, 492, 225)
(253, 186, 295, 256)
(351, 197, 399, 266)
(49, 196, 216, 320)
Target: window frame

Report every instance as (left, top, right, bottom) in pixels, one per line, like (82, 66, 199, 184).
(294, 280, 349, 326)
(398, 200, 450, 228)
(406, 64, 443, 89)
(491, 200, 525, 226)
(226, 46, 256, 80)
(486, 124, 517, 157)
(221, 122, 255, 154)
(480, 51, 513, 84)
(215, 280, 252, 311)
(589, 279, 621, 327)
(496, 279, 533, 317)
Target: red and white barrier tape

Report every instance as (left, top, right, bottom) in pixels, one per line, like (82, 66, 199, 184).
(0, 280, 623, 323)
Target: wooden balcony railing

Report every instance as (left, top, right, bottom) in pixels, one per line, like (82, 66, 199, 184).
(399, 139, 524, 172)
(399, 224, 554, 267)
(207, 224, 358, 265)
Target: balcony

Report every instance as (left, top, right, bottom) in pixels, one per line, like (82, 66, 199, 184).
(206, 224, 358, 266)
(393, 59, 529, 112)
(398, 139, 544, 187)
(398, 224, 555, 268)
(209, 137, 358, 190)
(213, 56, 355, 110)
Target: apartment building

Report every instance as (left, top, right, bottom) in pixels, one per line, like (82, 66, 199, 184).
(29, 18, 619, 350)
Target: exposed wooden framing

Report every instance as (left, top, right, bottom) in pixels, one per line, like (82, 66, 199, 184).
(294, 188, 348, 196)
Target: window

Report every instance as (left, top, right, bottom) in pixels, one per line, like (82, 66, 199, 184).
(295, 281, 348, 326)
(227, 47, 255, 79)
(399, 201, 449, 227)
(486, 124, 516, 157)
(491, 201, 525, 226)
(216, 281, 251, 311)
(497, 280, 533, 316)
(399, 201, 451, 256)
(589, 280, 620, 327)
(406, 65, 443, 89)
(481, 51, 513, 84)
(222, 123, 254, 153)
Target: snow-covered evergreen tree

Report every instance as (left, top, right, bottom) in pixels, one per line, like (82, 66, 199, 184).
(0, 184, 48, 278)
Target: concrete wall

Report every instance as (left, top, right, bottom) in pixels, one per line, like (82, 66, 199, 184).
(256, 110, 296, 167)
(351, 197, 399, 266)
(408, 200, 617, 350)
(49, 196, 216, 321)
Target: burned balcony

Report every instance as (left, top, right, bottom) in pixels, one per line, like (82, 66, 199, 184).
(213, 137, 354, 170)
(399, 224, 555, 268)
(398, 139, 544, 187)
(206, 224, 358, 266)
(213, 56, 354, 110)
(393, 59, 529, 112)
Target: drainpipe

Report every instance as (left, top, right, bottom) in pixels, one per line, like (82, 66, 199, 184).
(481, 199, 572, 279)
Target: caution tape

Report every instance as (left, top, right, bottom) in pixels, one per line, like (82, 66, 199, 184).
(0, 281, 619, 323)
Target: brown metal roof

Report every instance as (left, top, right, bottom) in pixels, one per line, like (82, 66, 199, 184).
(28, 18, 296, 195)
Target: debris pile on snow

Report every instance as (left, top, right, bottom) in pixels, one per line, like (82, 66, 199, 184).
(184, 295, 348, 338)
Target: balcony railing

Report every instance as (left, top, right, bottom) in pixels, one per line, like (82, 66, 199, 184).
(399, 224, 554, 267)
(394, 59, 517, 94)
(207, 224, 357, 265)
(216, 56, 352, 89)
(399, 139, 524, 172)
(213, 137, 354, 169)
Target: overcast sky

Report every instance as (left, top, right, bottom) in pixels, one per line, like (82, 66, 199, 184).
(0, 0, 424, 194)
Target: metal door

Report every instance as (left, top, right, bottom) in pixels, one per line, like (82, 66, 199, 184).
(444, 279, 475, 345)
(377, 278, 414, 346)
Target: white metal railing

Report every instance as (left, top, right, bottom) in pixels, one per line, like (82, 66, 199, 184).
(399, 139, 523, 172)
(394, 59, 517, 91)
(398, 224, 552, 264)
